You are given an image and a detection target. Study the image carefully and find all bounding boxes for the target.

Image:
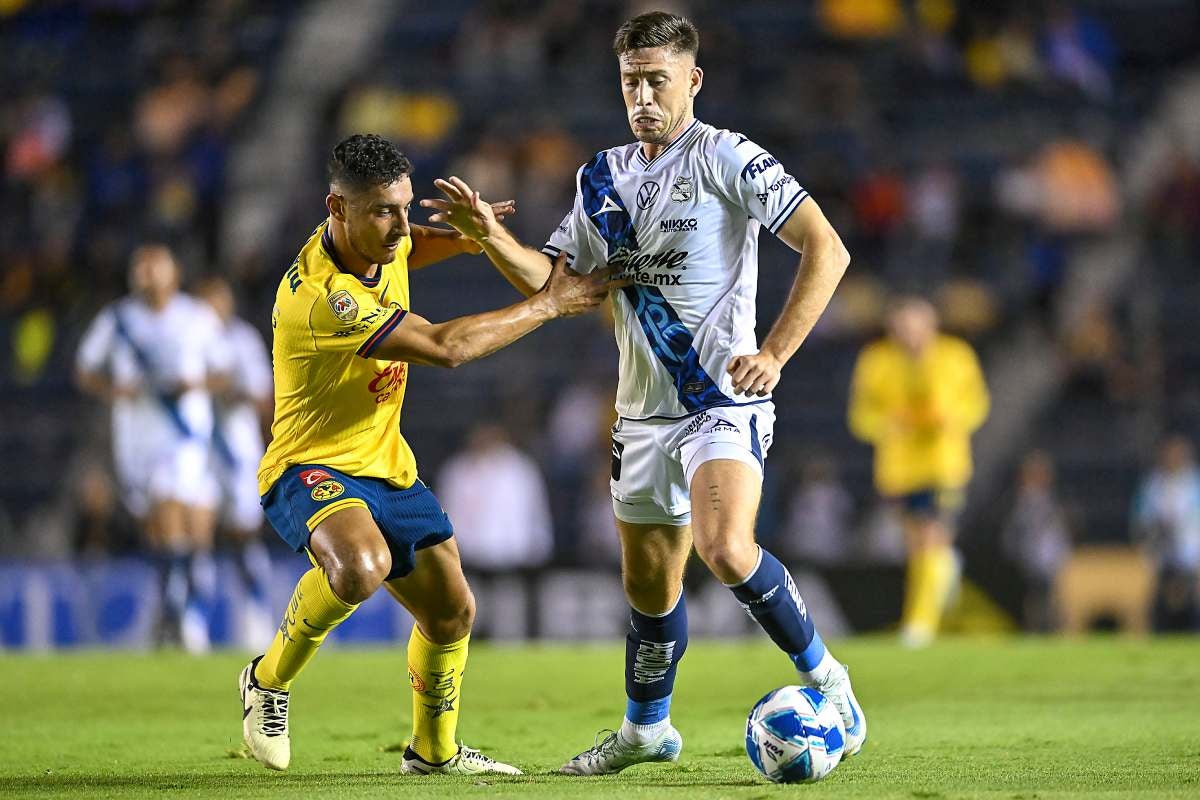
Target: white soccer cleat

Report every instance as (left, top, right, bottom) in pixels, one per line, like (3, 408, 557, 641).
(559, 726, 683, 776)
(400, 745, 522, 775)
(239, 656, 291, 770)
(807, 663, 867, 758)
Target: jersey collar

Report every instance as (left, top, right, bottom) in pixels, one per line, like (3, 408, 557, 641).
(634, 118, 701, 170)
(321, 225, 381, 287)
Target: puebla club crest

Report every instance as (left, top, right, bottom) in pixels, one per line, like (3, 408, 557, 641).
(670, 175, 694, 202)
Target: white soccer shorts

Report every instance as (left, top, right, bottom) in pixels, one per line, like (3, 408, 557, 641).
(610, 402, 775, 527)
(114, 436, 214, 519)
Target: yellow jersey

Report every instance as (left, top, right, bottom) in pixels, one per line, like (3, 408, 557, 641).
(257, 222, 417, 495)
(847, 334, 989, 496)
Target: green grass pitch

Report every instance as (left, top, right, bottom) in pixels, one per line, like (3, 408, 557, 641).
(2, 637, 1198, 798)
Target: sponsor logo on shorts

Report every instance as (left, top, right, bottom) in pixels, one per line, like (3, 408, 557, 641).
(328, 290, 358, 321)
(298, 468, 333, 487)
(682, 411, 711, 437)
(311, 479, 345, 501)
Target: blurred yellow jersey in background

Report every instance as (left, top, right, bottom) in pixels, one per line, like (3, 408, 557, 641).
(848, 334, 989, 497)
(257, 222, 416, 496)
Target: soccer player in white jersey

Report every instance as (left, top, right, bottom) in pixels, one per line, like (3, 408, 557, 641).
(196, 276, 277, 648)
(422, 10, 866, 774)
(77, 244, 229, 652)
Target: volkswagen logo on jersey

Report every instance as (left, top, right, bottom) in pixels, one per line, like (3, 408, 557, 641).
(670, 175, 694, 202)
(637, 181, 661, 209)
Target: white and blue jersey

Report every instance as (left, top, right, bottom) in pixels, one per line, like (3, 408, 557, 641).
(76, 294, 228, 516)
(543, 118, 808, 421)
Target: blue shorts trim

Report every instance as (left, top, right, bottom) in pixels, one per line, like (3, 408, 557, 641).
(900, 488, 965, 519)
(261, 464, 454, 580)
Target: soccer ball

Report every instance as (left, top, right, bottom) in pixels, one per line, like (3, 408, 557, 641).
(745, 685, 846, 783)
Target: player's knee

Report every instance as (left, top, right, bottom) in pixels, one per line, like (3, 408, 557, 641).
(622, 570, 676, 613)
(695, 537, 757, 584)
(424, 589, 475, 643)
(328, 546, 391, 604)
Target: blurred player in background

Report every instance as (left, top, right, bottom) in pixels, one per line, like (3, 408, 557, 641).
(848, 296, 990, 647)
(238, 134, 620, 775)
(76, 243, 227, 653)
(422, 11, 866, 775)
(195, 276, 276, 649)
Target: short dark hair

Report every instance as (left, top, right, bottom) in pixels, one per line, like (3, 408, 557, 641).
(328, 133, 413, 193)
(613, 11, 699, 58)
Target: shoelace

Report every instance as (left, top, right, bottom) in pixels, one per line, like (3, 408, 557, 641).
(457, 745, 495, 767)
(257, 689, 289, 737)
(575, 729, 621, 766)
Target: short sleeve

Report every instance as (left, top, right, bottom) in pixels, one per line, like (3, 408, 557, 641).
(708, 130, 809, 236)
(77, 307, 115, 374)
(541, 166, 602, 273)
(309, 278, 407, 358)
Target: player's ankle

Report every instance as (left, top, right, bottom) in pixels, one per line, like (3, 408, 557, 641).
(620, 716, 670, 746)
(798, 648, 840, 687)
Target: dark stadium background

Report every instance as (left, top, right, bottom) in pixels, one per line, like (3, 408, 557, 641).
(3, 0, 1200, 647)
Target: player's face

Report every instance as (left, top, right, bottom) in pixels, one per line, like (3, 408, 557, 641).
(128, 245, 179, 305)
(199, 281, 234, 321)
(337, 177, 413, 266)
(619, 47, 702, 146)
(888, 304, 937, 354)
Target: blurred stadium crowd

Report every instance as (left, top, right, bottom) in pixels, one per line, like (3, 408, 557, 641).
(2, 0, 1200, 637)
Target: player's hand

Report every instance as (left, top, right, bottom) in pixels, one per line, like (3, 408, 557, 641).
(727, 352, 782, 397)
(490, 199, 516, 224)
(419, 176, 502, 243)
(540, 252, 629, 318)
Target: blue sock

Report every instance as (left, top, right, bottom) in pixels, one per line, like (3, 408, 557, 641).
(625, 592, 688, 725)
(727, 547, 827, 672)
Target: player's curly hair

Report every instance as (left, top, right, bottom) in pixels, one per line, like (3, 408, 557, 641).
(328, 133, 413, 193)
(613, 11, 699, 58)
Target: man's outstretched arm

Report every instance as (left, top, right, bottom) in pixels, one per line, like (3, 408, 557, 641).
(421, 176, 553, 297)
(369, 254, 621, 366)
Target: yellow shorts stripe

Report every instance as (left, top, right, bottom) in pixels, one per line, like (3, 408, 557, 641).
(306, 497, 369, 531)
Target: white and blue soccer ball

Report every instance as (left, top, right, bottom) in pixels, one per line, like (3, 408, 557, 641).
(745, 685, 846, 783)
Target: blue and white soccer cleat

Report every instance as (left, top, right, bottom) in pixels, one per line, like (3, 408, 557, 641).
(559, 726, 683, 775)
(806, 663, 866, 757)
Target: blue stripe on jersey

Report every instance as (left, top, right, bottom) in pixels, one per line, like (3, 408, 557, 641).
(768, 189, 809, 234)
(581, 151, 640, 257)
(580, 151, 733, 413)
(619, 286, 734, 412)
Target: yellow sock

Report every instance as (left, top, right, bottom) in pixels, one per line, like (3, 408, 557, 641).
(407, 624, 469, 764)
(902, 545, 956, 639)
(255, 566, 357, 691)
(900, 550, 929, 635)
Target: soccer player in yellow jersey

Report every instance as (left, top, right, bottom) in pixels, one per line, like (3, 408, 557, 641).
(238, 134, 620, 775)
(848, 296, 989, 647)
